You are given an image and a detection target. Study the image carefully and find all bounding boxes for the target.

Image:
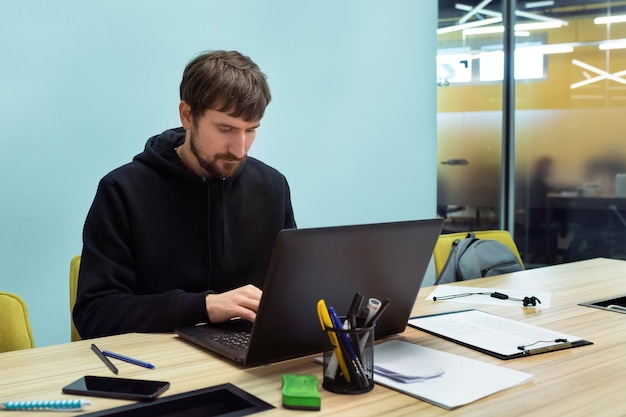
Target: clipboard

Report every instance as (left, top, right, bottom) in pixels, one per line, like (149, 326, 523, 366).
(408, 309, 593, 360)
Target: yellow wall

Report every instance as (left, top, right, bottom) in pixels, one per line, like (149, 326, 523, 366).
(438, 18, 626, 112)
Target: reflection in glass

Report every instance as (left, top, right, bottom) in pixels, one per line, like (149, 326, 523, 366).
(437, 0, 626, 266)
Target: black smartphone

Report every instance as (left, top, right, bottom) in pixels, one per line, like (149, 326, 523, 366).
(62, 375, 170, 401)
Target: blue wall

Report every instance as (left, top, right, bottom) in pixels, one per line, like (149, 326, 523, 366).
(0, 0, 438, 347)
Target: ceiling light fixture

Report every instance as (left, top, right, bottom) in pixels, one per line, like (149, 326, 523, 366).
(458, 0, 494, 24)
(516, 21, 564, 31)
(599, 40, 626, 50)
(447, 3, 567, 36)
(437, 17, 502, 35)
(456, 2, 565, 25)
(462, 20, 565, 36)
(594, 15, 626, 25)
(463, 26, 504, 36)
(519, 44, 574, 54)
(525, 1, 555, 8)
(570, 59, 626, 89)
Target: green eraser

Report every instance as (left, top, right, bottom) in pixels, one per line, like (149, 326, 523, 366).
(281, 374, 321, 411)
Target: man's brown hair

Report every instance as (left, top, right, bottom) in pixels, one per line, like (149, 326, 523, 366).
(180, 50, 271, 122)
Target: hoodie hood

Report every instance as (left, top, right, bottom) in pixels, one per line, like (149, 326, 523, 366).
(133, 127, 247, 184)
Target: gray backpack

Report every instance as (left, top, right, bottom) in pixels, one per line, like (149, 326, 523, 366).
(435, 233, 523, 285)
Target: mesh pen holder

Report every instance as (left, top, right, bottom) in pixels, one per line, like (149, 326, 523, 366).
(322, 322, 374, 394)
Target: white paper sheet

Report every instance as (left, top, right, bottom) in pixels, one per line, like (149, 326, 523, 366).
(373, 340, 533, 410)
(408, 310, 585, 357)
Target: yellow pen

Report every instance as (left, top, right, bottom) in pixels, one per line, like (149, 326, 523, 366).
(317, 299, 351, 383)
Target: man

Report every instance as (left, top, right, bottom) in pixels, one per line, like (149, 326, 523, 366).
(73, 50, 296, 339)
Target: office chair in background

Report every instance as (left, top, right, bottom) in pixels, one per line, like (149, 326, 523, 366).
(0, 291, 35, 352)
(70, 254, 82, 342)
(433, 230, 525, 277)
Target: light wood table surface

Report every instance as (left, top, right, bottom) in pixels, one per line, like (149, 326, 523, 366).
(1, 258, 625, 416)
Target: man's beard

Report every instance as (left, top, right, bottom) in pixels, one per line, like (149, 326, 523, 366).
(189, 128, 245, 179)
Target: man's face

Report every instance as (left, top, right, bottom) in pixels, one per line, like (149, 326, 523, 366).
(187, 108, 260, 179)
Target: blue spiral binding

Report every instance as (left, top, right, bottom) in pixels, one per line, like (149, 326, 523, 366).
(0, 399, 90, 411)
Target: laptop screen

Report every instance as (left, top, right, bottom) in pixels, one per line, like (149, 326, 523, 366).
(244, 218, 444, 365)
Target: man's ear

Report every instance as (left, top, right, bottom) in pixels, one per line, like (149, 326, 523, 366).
(179, 101, 193, 129)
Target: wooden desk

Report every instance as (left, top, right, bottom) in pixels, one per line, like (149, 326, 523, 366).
(2, 258, 625, 416)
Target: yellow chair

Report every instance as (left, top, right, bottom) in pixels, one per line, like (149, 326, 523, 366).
(433, 230, 525, 277)
(70, 254, 82, 342)
(0, 291, 35, 352)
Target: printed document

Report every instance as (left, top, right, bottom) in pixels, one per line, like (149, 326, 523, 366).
(408, 309, 589, 358)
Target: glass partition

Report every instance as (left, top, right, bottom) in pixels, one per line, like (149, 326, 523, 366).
(437, 0, 626, 266)
(437, 0, 505, 232)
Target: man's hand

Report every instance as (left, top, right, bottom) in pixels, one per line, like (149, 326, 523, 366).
(205, 284, 262, 323)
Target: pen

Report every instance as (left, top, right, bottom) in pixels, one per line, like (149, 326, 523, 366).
(103, 350, 155, 369)
(0, 399, 91, 411)
(521, 342, 573, 355)
(317, 299, 351, 383)
(91, 343, 119, 374)
(358, 298, 390, 353)
(346, 293, 364, 329)
(328, 306, 369, 389)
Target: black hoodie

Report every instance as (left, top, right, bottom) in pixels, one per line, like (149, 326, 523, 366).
(73, 128, 296, 338)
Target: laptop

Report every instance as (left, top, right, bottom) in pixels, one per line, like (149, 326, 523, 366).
(175, 218, 444, 366)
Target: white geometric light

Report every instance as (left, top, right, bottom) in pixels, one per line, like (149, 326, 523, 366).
(441, 2, 567, 36)
(570, 59, 626, 89)
(463, 20, 566, 36)
(518, 44, 574, 54)
(594, 15, 626, 25)
(438, 17, 502, 35)
(599, 40, 626, 50)
(525, 1, 555, 7)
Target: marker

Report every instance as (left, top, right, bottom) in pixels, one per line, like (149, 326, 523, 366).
(0, 399, 91, 411)
(91, 343, 118, 374)
(328, 306, 369, 389)
(364, 298, 382, 326)
(368, 298, 390, 327)
(345, 293, 364, 329)
(317, 299, 351, 382)
(358, 298, 390, 352)
(103, 350, 155, 369)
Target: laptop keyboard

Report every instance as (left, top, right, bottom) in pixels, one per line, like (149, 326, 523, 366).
(212, 331, 251, 351)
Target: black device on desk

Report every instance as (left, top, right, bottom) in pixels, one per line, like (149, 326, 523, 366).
(175, 218, 444, 366)
(62, 376, 169, 401)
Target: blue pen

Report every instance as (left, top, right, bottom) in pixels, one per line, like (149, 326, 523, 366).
(327, 307, 358, 360)
(328, 306, 369, 388)
(102, 350, 155, 369)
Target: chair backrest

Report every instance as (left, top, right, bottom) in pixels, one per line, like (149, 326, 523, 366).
(0, 291, 35, 352)
(433, 230, 525, 277)
(70, 254, 82, 342)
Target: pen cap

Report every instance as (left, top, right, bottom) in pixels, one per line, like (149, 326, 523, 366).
(321, 318, 374, 395)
